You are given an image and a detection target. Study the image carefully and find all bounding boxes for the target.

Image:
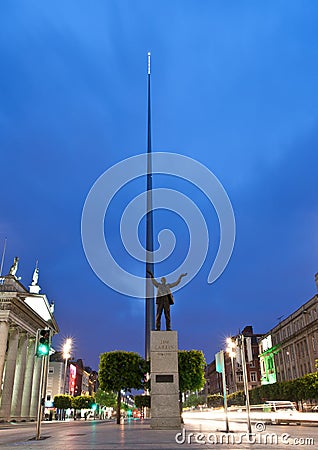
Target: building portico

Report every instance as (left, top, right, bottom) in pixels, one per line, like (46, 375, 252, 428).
(0, 268, 58, 422)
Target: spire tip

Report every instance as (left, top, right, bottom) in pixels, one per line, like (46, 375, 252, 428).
(147, 52, 151, 75)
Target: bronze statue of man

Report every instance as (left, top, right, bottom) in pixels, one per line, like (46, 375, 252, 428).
(147, 270, 187, 331)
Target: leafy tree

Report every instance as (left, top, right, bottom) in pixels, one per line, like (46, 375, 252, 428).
(302, 372, 318, 401)
(227, 390, 245, 406)
(134, 393, 151, 416)
(71, 395, 94, 411)
(184, 394, 205, 408)
(120, 402, 130, 411)
(207, 394, 223, 408)
(134, 394, 151, 409)
(54, 395, 72, 410)
(239, 371, 318, 407)
(178, 350, 206, 418)
(99, 351, 147, 424)
(95, 389, 117, 408)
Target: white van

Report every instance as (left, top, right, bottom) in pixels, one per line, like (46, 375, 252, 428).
(263, 401, 296, 412)
(263, 401, 299, 424)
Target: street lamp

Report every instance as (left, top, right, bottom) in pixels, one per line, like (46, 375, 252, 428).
(226, 335, 252, 435)
(236, 335, 252, 435)
(226, 338, 237, 393)
(63, 338, 72, 395)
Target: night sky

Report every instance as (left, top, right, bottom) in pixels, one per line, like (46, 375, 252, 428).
(1, 2, 317, 371)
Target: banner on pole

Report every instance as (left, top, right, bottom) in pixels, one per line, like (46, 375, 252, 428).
(215, 350, 224, 373)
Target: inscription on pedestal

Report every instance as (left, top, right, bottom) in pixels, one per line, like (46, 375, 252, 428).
(155, 374, 174, 383)
(154, 338, 177, 351)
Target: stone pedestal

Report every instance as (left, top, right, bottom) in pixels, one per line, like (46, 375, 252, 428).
(150, 331, 181, 429)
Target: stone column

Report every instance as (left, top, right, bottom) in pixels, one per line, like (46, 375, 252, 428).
(29, 355, 42, 420)
(0, 321, 9, 394)
(0, 327, 19, 421)
(11, 332, 28, 420)
(21, 338, 36, 420)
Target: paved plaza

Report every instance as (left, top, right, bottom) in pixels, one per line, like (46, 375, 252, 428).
(0, 418, 317, 450)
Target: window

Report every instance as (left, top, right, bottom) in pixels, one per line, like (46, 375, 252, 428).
(49, 367, 54, 374)
(250, 372, 257, 382)
(291, 346, 295, 361)
(238, 374, 243, 382)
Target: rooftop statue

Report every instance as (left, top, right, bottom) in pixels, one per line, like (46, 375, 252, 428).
(31, 266, 39, 286)
(9, 257, 19, 277)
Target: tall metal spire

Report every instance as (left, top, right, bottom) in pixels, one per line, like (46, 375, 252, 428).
(0, 237, 7, 277)
(145, 52, 155, 360)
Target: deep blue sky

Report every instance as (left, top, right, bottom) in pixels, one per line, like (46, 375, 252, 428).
(1, 2, 317, 370)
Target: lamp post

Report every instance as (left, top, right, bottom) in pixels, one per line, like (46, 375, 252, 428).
(237, 334, 252, 435)
(63, 339, 72, 395)
(215, 350, 229, 433)
(226, 335, 252, 435)
(226, 338, 237, 393)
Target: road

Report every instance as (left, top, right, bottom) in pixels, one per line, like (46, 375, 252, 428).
(0, 412, 316, 449)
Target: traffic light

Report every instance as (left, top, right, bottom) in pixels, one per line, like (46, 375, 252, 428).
(36, 329, 51, 357)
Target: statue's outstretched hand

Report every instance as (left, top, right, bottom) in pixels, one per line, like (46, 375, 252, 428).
(146, 270, 153, 277)
(181, 273, 187, 278)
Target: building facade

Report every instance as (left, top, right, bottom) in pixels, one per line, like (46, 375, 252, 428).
(0, 264, 58, 421)
(85, 368, 98, 396)
(206, 326, 263, 395)
(260, 273, 318, 383)
(46, 361, 65, 405)
(46, 357, 99, 405)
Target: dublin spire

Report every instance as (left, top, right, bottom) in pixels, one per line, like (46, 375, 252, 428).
(145, 52, 155, 360)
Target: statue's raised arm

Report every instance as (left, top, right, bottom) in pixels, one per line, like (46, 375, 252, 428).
(167, 273, 187, 288)
(146, 270, 159, 287)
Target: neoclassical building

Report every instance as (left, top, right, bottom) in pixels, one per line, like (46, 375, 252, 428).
(259, 272, 318, 384)
(0, 259, 58, 421)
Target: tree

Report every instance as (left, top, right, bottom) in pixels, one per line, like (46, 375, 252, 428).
(134, 394, 150, 409)
(178, 350, 206, 418)
(54, 395, 72, 410)
(228, 390, 245, 406)
(242, 370, 318, 408)
(53, 395, 72, 420)
(207, 394, 223, 408)
(71, 395, 94, 411)
(99, 351, 147, 424)
(95, 389, 117, 408)
(184, 393, 205, 408)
